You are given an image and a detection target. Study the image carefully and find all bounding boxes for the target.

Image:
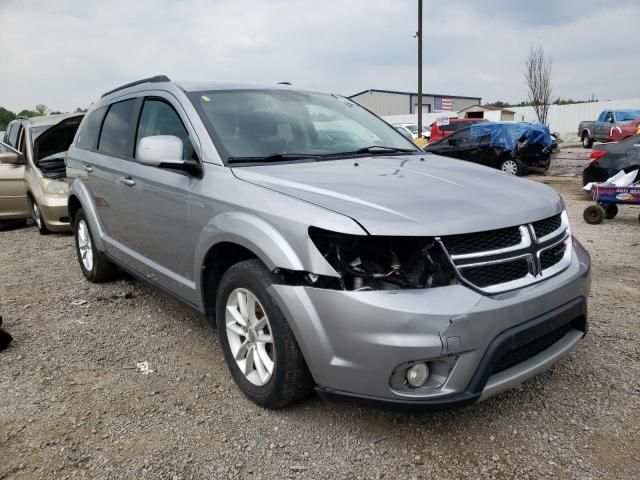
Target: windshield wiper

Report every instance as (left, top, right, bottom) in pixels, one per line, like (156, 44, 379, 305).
(317, 146, 418, 159)
(355, 146, 417, 154)
(228, 153, 319, 164)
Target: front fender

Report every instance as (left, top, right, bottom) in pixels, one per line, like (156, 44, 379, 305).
(194, 211, 308, 292)
(68, 179, 106, 251)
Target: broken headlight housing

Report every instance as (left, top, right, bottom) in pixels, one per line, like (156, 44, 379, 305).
(308, 227, 457, 291)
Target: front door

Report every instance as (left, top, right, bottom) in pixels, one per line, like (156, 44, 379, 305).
(117, 96, 200, 303)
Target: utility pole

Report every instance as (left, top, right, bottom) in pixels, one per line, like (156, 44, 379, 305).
(417, 0, 423, 139)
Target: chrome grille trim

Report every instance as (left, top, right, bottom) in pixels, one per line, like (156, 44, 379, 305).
(437, 211, 572, 294)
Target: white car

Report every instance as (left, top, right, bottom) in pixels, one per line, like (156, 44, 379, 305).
(393, 123, 430, 140)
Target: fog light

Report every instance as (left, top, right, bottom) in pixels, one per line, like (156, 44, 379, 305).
(406, 363, 429, 388)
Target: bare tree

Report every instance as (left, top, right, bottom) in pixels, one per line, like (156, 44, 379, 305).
(524, 44, 552, 124)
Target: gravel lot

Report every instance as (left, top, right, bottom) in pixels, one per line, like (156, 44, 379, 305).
(1, 154, 639, 479)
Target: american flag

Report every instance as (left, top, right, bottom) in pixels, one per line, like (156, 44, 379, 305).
(434, 97, 453, 111)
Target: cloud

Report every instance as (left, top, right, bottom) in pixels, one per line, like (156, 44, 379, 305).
(0, 0, 638, 112)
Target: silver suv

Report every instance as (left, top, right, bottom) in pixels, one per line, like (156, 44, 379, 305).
(67, 76, 591, 409)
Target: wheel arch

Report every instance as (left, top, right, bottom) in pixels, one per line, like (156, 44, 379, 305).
(196, 211, 307, 320)
(67, 179, 106, 251)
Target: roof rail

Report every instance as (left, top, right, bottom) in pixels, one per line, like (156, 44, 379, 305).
(101, 75, 171, 99)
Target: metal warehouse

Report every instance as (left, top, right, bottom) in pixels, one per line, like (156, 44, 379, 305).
(349, 88, 482, 117)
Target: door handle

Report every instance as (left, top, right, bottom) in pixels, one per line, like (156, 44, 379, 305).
(83, 164, 93, 172)
(120, 177, 136, 187)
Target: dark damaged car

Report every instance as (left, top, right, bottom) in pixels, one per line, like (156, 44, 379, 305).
(424, 122, 553, 176)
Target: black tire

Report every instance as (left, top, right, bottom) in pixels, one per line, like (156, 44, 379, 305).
(28, 196, 49, 235)
(601, 203, 618, 219)
(73, 208, 118, 283)
(215, 259, 314, 408)
(583, 205, 605, 224)
(582, 132, 593, 149)
(499, 157, 525, 176)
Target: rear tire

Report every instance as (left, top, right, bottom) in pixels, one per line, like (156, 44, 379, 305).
(499, 157, 525, 176)
(74, 208, 118, 283)
(583, 205, 605, 224)
(215, 259, 314, 408)
(582, 132, 593, 149)
(28, 197, 49, 235)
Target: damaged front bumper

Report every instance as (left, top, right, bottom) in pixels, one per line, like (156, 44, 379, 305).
(268, 238, 591, 410)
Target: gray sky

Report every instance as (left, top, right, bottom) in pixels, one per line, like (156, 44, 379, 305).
(1, 0, 638, 112)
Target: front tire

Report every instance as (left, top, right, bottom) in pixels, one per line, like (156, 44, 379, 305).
(28, 197, 49, 235)
(74, 208, 118, 283)
(582, 132, 593, 148)
(215, 259, 314, 408)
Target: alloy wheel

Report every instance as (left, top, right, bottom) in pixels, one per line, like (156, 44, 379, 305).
(77, 219, 94, 272)
(501, 160, 518, 175)
(32, 201, 42, 229)
(225, 288, 275, 386)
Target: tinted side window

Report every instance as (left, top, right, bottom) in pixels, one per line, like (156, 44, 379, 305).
(8, 124, 20, 147)
(76, 107, 107, 150)
(136, 99, 195, 160)
(98, 100, 136, 158)
(449, 128, 472, 143)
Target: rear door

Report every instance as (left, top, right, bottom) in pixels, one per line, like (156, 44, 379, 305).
(79, 99, 140, 250)
(435, 128, 478, 162)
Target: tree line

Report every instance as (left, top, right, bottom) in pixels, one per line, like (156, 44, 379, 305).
(0, 105, 87, 131)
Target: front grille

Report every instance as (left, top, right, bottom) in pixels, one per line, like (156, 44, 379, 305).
(440, 226, 522, 255)
(491, 321, 574, 374)
(532, 214, 561, 239)
(540, 242, 566, 270)
(438, 212, 570, 293)
(462, 260, 529, 288)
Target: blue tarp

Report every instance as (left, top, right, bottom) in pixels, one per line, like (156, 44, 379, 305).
(470, 122, 552, 151)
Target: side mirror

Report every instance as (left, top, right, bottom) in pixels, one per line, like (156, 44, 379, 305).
(0, 152, 22, 165)
(136, 135, 201, 176)
(136, 135, 184, 166)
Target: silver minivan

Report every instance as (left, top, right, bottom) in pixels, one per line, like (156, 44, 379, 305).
(67, 76, 591, 409)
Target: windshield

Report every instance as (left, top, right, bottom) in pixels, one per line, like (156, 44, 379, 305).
(403, 124, 418, 134)
(618, 111, 640, 121)
(30, 126, 49, 144)
(189, 89, 419, 162)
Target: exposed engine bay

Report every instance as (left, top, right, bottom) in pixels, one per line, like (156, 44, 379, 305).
(303, 227, 457, 291)
(37, 153, 67, 180)
(33, 115, 83, 180)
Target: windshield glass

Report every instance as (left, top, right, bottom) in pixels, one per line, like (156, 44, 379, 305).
(618, 111, 640, 121)
(189, 89, 419, 161)
(403, 124, 418, 134)
(30, 126, 49, 144)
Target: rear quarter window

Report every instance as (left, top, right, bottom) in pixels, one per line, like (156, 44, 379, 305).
(76, 107, 107, 151)
(7, 124, 20, 147)
(97, 100, 136, 158)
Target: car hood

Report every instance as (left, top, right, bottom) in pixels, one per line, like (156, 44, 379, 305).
(232, 154, 563, 236)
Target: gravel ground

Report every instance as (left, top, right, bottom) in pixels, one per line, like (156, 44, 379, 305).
(1, 155, 639, 479)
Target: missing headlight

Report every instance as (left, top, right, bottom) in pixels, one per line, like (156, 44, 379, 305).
(308, 227, 457, 291)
